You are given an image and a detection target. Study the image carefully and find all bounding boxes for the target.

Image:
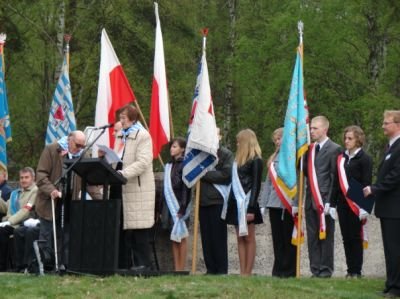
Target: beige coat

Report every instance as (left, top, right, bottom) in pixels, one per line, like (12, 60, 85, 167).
(119, 129, 155, 229)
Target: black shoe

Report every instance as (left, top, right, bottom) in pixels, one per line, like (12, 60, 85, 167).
(318, 272, 332, 278)
(130, 265, 147, 272)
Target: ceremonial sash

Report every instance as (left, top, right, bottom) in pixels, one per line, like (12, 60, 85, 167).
(215, 183, 231, 220)
(269, 163, 304, 246)
(164, 163, 191, 243)
(307, 143, 327, 240)
(231, 162, 251, 236)
(9, 189, 21, 215)
(337, 154, 369, 248)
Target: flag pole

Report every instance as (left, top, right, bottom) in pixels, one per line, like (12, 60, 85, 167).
(64, 34, 71, 70)
(296, 20, 304, 278)
(190, 29, 208, 274)
(0, 33, 6, 76)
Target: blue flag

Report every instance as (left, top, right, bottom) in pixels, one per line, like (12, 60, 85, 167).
(0, 46, 12, 171)
(45, 56, 76, 144)
(183, 35, 219, 188)
(276, 46, 309, 199)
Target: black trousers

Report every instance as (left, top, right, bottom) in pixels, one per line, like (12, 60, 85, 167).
(305, 205, 335, 276)
(337, 200, 363, 275)
(269, 208, 296, 277)
(0, 225, 14, 271)
(125, 228, 151, 268)
(13, 226, 40, 270)
(380, 218, 400, 295)
(199, 204, 228, 274)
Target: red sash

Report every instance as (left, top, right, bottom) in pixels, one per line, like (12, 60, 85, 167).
(307, 143, 326, 240)
(269, 163, 304, 246)
(337, 153, 368, 248)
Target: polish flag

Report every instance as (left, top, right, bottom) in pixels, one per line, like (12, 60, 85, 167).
(149, 2, 170, 158)
(94, 29, 135, 151)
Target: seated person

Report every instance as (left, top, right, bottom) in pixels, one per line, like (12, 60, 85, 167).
(0, 167, 37, 271)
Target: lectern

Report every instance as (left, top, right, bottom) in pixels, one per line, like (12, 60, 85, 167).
(67, 158, 126, 275)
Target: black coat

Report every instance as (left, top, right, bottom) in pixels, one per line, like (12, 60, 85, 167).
(372, 138, 400, 218)
(169, 157, 191, 215)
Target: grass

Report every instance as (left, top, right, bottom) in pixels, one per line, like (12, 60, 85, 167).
(0, 273, 385, 299)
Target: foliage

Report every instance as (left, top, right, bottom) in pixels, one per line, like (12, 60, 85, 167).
(0, 0, 400, 177)
(0, 274, 386, 299)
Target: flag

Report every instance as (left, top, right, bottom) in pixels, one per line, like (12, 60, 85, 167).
(276, 44, 309, 199)
(149, 2, 170, 158)
(94, 29, 135, 150)
(182, 33, 219, 188)
(0, 35, 12, 171)
(45, 56, 76, 145)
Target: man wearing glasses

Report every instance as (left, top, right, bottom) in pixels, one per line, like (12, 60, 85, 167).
(35, 130, 102, 271)
(364, 110, 400, 298)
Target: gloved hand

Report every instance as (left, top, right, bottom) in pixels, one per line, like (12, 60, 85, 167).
(359, 208, 369, 221)
(324, 203, 330, 215)
(292, 206, 299, 217)
(329, 207, 337, 220)
(260, 207, 266, 216)
(24, 218, 40, 228)
(0, 221, 10, 227)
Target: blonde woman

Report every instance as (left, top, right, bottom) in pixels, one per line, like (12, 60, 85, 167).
(225, 129, 263, 276)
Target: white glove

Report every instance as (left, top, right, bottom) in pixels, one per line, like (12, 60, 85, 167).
(260, 207, 265, 216)
(324, 203, 330, 215)
(0, 221, 10, 227)
(292, 206, 299, 217)
(329, 207, 337, 220)
(24, 218, 40, 228)
(359, 209, 369, 221)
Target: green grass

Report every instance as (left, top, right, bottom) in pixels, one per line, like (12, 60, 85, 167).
(0, 274, 385, 299)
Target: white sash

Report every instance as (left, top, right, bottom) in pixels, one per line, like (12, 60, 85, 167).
(164, 163, 191, 243)
(231, 162, 251, 236)
(215, 183, 231, 220)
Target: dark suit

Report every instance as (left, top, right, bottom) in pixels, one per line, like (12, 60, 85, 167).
(371, 138, 400, 295)
(305, 139, 341, 277)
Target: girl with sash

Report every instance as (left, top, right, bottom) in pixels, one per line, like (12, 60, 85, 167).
(225, 129, 263, 276)
(337, 125, 372, 278)
(163, 137, 191, 271)
(259, 128, 296, 277)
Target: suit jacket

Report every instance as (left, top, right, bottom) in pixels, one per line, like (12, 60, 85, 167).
(372, 138, 400, 219)
(305, 139, 341, 210)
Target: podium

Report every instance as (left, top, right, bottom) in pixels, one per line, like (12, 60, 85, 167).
(67, 158, 126, 275)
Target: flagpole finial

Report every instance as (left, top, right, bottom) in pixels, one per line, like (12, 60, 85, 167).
(201, 28, 209, 37)
(0, 33, 6, 45)
(297, 21, 304, 44)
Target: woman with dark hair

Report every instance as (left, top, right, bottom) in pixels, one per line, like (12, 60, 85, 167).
(163, 137, 191, 271)
(115, 104, 155, 270)
(225, 129, 263, 276)
(337, 125, 372, 278)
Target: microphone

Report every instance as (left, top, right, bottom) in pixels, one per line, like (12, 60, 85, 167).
(93, 123, 114, 130)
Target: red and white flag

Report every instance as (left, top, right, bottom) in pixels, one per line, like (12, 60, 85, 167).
(149, 2, 170, 158)
(94, 29, 135, 151)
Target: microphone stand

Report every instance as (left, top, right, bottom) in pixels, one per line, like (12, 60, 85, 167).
(52, 127, 109, 275)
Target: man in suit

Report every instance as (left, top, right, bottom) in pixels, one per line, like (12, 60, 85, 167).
(305, 115, 341, 278)
(364, 110, 400, 297)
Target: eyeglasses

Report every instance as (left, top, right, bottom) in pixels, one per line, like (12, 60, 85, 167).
(74, 141, 85, 149)
(382, 122, 398, 126)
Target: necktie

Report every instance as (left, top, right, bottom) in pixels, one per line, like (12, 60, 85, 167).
(315, 144, 320, 156)
(385, 143, 390, 154)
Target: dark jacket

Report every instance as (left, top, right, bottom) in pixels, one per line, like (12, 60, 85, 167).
(0, 181, 13, 201)
(372, 138, 400, 218)
(169, 157, 191, 215)
(338, 149, 373, 204)
(200, 146, 234, 206)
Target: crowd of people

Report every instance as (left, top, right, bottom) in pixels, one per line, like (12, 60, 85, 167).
(0, 107, 399, 298)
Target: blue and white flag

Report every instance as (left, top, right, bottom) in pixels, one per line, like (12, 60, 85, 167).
(0, 36, 12, 171)
(183, 33, 219, 188)
(276, 43, 309, 199)
(45, 56, 76, 145)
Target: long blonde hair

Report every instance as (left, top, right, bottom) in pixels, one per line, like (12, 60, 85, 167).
(235, 129, 262, 167)
(267, 128, 283, 168)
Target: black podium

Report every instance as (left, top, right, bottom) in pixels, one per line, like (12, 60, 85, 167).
(67, 158, 126, 275)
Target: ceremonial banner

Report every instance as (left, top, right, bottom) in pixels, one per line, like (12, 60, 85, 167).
(95, 29, 135, 150)
(0, 35, 12, 171)
(149, 2, 170, 158)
